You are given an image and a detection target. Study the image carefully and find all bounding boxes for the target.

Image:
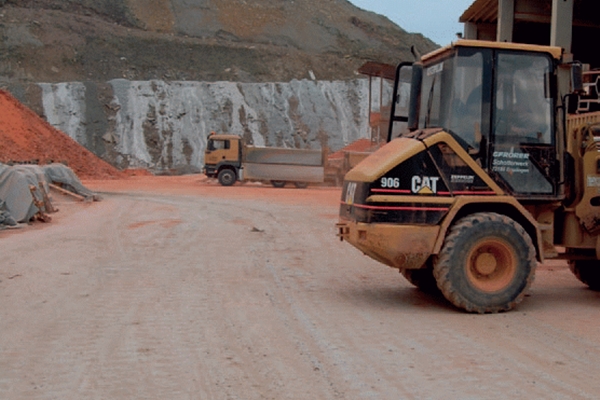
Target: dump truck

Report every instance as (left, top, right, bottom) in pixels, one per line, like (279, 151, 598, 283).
(204, 134, 324, 187)
(337, 39, 600, 313)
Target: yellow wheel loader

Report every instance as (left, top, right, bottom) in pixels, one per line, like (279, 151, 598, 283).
(337, 40, 600, 313)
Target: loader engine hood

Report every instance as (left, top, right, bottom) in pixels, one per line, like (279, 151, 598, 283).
(344, 136, 428, 183)
(340, 129, 497, 225)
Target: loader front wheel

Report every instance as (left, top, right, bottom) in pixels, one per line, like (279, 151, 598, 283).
(433, 212, 536, 313)
(271, 180, 286, 188)
(569, 260, 600, 290)
(218, 169, 236, 186)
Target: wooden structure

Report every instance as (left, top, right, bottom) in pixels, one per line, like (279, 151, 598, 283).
(357, 62, 397, 145)
(460, 0, 600, 68)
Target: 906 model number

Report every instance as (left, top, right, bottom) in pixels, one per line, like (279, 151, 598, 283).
(380, 177, 400, 189)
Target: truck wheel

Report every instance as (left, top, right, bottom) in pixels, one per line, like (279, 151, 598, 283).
(271, 180, 286, 188)
(294, 182, 308, 189)
(218, 169, 236, 186)
(401, 263, 439, 293)
(433, 212, 536, 313)
(569, 260, 600, 290)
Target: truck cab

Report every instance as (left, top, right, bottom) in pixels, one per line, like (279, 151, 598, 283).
(204, 133, 325, 187)
(204, 134, 242, 186)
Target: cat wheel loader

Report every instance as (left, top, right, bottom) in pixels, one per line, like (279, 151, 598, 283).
(337, 40, 600, 313)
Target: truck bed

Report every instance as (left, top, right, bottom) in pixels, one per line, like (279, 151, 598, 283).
(243, 146, 323, 166)
(242, 163, 324, 183)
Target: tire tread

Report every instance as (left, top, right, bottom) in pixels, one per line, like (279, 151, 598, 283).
(433, 212, 536, 313)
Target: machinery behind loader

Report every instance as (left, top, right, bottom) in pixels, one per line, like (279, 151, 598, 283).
(337, 40, 600, 313)
(204, 134, 324, 188)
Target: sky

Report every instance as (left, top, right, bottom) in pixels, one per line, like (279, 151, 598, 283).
(348, 0, 476, 46)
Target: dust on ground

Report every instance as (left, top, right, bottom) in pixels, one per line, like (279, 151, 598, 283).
(1, 175, 599, 399)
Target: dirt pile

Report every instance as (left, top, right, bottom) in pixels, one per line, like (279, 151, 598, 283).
(0, 89, 122, 179)
(328, 138, 379, 160)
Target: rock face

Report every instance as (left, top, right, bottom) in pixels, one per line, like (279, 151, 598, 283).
(0, 1, 433, 175)
(29, 79, 369, 173)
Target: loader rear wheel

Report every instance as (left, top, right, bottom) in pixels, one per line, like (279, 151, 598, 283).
(433, 212, 536, 313)
(218, 169, 236, 186)
(401, 265, 439, 293)
(569, 260, 600, 290)
(294, 182, 308, 189)
(271, 180, 286, 188)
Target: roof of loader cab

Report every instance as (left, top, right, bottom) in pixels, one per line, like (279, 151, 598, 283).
(422, 39, 563, 63)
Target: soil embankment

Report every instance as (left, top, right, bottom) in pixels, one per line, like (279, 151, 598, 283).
(0, 89, 122, 179)
(0, 0, 437, 84)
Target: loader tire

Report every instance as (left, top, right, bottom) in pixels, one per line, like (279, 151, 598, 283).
(294, 182, 308, 189)
(271, 180, 286, 188)
(433, 212, 536, 313)
(218, 169, 236, 186)
(401, 262, 439, 293)
(569, 260, 600, 291)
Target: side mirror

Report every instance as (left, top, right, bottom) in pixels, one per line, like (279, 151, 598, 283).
(571, 63, 584, 94)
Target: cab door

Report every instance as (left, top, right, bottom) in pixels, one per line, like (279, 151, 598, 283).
(490, 51, 558, 197)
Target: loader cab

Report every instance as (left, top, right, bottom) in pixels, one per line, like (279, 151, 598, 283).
(390, 41, 563, 199)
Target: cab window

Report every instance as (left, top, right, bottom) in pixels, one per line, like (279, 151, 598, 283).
(418, 48, 488, 153)
(208, 139, 230, 151)
(493, 52, 553, 145)
(490, 51, 555, 196)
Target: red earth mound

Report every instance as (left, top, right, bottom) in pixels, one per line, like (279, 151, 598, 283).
(0, 89, 123, 180)
(328, 138, 379, 160)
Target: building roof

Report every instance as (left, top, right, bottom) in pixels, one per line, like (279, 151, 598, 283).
(460, 0, 598, 26)
(460, 0, 498, 24)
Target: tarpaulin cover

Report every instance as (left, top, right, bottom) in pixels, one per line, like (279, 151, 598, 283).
(0, 164, 46, 223)
(42, 163, 100, 201)
(0, 163, 99, 224)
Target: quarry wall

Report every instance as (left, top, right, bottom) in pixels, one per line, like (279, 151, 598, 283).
(10, 79, 372, 173)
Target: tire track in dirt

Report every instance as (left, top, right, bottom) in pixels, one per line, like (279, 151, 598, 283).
(66, 195, 215, 399)
(178, 198, 346, 399)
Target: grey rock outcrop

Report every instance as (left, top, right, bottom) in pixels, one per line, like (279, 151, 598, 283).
(34, 79, 370, 173)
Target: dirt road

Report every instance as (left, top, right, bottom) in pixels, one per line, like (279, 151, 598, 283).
(1, 175, 600, 399)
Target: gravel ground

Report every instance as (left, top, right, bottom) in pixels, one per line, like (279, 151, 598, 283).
(1, 175, 599, 399)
